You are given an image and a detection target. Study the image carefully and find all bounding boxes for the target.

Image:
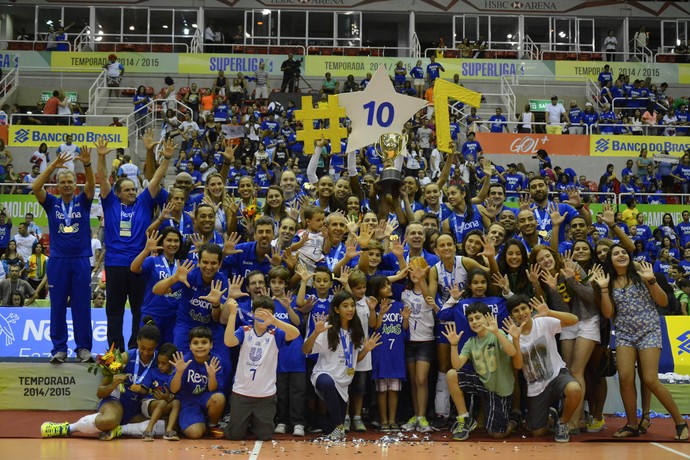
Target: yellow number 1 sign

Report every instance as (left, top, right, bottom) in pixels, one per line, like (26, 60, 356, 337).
(433, 79, 482, 154)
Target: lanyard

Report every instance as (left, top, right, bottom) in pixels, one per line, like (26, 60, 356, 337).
(170, 214, 185, 233)
(132, 350, 154, 385)
(533, 205, 550, 231)
(326, 243, 345, 271)
(61, 200, 74, 227)
(339, 329, 354, 369)
(161, 256, 177, 277)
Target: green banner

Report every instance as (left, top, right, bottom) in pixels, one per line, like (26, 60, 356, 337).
(41, 91, 77, 103)
(1, 194, 101, 227)
(0, 363, 99, 410)
(529, 99, 562, 112)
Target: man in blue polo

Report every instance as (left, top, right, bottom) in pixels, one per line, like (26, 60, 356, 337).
(97, 138, 175, 351)
(32, 146, 95, 363)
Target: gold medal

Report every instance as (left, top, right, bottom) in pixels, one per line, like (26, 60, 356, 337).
(63, 225, 74, 233)
(347, 367, 355, 376)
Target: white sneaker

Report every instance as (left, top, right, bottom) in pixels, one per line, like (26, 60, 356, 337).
(293, 425, 305, 437)
(274, 423, 286, 434)
(343, 416, 351, 432)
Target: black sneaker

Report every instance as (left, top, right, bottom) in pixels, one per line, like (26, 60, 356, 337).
(451, 416, 477, 441)
(431, 416, 450, 431)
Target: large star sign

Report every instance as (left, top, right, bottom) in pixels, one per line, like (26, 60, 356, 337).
(337, 65, 427, 153)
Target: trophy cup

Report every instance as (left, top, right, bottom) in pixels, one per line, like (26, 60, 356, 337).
(375, 132, 407, 198)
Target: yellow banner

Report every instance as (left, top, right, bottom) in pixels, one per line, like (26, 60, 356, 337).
(590, 134, 690, 157)
(680, 63, 690, 85)
(50, 52, 177, 73)
(554, 61, 676, 83)
(9, 125, 128, 148)
(178, 54, 285, 75)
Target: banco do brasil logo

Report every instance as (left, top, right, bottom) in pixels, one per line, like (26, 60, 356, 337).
(595, 138, 609, 153)
(14, 128, 29, 144)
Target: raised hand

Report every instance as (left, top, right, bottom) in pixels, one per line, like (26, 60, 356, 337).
(160, 138, 178, 160)
(373, 219, 387, 241)
(636, 260, 656, 282)
(189, 233, 204, 252)
(171, 351, 191, 372)
(76, 144, 92, 165)
(265, 245, 283, 266)
(561, 255, 579, 280)
(204, 356, 221, 377)
(441, 322, 463, 346)
(175, 259, 195, 287)
(549, 202, 566, 227)
(518, 193, 533, 211)
(601, 202, 615, 227)
(333, 265, 351, 286)
(254, 308, 276, 326)
(378, 298, 393, 316)
(222, 232, 242, 256)
(344, 236, 360, 260)
(365, 296, 378, 311)
(295, 264, 314, 283)
(590, 264, 609, 289)
(282, 248, 298, 270)
(346, 214, 360, 234)
(313, 315, 331, 334)
(357, 222, 375, 248)
(481, 312, 499, 334)
(228, 275, 249, 299)
(384, 219, 399, 238)
(199, 279, 228, 305)
(492, 273, 509, 292)
(141, 128, 159, 151)
(540, 270, 558, 290)
(159, 201, 174, 220)
(479, 235, 496, 258)
(502, 317, 524, 339)
(565, 185, 583, 209)
(221, 139, 238, 162)
(145, 230, 164, 253)
(483, 200, 499, 220)
(449, 283, 464, 301)
(363, 331, 383, 352)
(95, 138, 112, 157)
(526, 263, 542, 285)
(391, 236, 405, 258)
(425, 296, 437, 308)
(51, 152, 74, 170)
(529, 296, 549, 317)
(224, 297, 239, 316)
(402, 305, 411, 320)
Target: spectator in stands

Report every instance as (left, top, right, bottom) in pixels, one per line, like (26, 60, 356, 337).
(342, 75, 359, 93)
(184, 83, 201, 122)
(546, 95, 569, 134)
(568, 101, 584, 135)
(676, 104, 689, 136)
(229, 73, 246, 105)
(604, 30, 618, 62)
(321, 72, 339, 95)
(426, 55, 445, 85)
(1, 240, 24, 275)
(672, 153, 690, 200)
(460, 131, 482, 162)
(656, 150, 676, 193)
(280, 53, 300, 93)
(675, 40, 690, 63)
(204, 23, 217, 53)
(104, 54, 125, 98)
(517, 104, 533, 133)
(55, 24, 74, 52)
(132, 85, 150, 133)
(45, 25, 58, 51)
(23, 165, 41, 193)
(598, 103, 617, 135)
(600, 81, 614, 105)
(253, 62, 270, 104)
(633, 25, 649, 58)
(360, 72, 372, 90)
(16, 28, 30, 41)
(393, 61, 407, 91)
(0, 139, 12, 171)
(43, 90, 60, 125)
(410, 60, 425, 99)
(0, 265, 34, 306)
(598, 64, 613, 88)
(663, 108, 678, 136)
(488, 108, 508, 133)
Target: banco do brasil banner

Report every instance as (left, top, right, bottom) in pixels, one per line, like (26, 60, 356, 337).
(8, 125, 128, 148)
(590, 134, 690, 157)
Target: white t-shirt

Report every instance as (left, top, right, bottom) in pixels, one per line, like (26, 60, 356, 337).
(429, 148, 441, 177)
(518, 316, 565, 397)
(355, 297, 372, 371)
(232, 326, 285, 398)
(402, 289, 435, 342)
(118, 163, 141, 190)
(546, 103, 566, 125)
(180, 120, 200, 138)
(55, 143, 79, 171)
(311, 325, 362, 402)
(32, 151, 49, 173)
(90, 237, 102, 267)
(14, 233, 37, 261)
(417, 127, 433, 148)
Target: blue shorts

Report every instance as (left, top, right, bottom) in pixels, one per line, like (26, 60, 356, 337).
(98, 393, 143, 425)
(178, 391, 221, 431)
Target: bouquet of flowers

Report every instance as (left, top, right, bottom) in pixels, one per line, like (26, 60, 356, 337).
(87, 343, 125, 390)
(241, 204, 259, 222)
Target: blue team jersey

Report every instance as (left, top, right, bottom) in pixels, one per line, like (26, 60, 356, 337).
(159, 215, 194, 238)
(261, 120, 280, 133)
(0, 222, 11, 248)
(141, 255, 183, 318)
(531, 201, 578, 242)
(122, 348, 157, 398)
(170, 267, 229, 341)
(40, 193, 92, 258)
(446, 205, 484, 244)
(427, 62, 444, 82)
(275, 299, 306, 373)
(221, 241, 273, 279)
(410, 66, 424, 79)
(174, 352, 225, 399)
(102, 187, 168, 266)
(461, 140, 482, 161)
(371, 300, 408, 380)
(489, 115, 507, 133)
(147, 367, 175, 396)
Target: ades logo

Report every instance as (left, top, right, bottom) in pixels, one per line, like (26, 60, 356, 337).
(13, 128, 29, 144)
(0, 312, 19, 346)
(677, 331, 690, 355)
(595, 138, 610, 153)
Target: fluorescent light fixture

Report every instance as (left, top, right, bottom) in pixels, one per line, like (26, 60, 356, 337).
(162, 25, 169, 29)
(183, 27, 190, 35)
(129, 25, 135, 30)
(192, 24, 197, 28)
(262, 9, 271, 15)
(98, 30, 104, 35)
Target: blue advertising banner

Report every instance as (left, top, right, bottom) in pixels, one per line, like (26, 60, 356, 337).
(0, 307, 131, 358)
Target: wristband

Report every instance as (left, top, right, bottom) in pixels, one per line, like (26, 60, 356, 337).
(212, 304, 220, 309)
(647, 278, 657, 286)
(360, 246, 369, 251)
(83, 163, 92, 168)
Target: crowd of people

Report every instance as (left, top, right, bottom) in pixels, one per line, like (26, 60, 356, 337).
(1, 60, 689, 445)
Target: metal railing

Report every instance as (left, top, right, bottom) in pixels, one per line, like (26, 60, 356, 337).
(87, 69, 108, 116)
(191, 29, 203, 54)
(522, 35, 539, 60)
(72, 26, 91, 53)
(500, 75, 516, 122)
(307, 44, 409, 57)
(411, 32, 421, 59)
(9, 112, 123, 126)
(4, 40, 72, 52)
(203, 43, 307, 55)
(82, 40, 189, 53)
(586, 78, 602, 109)
(424, 44, 519, 59)
(0, 67, 18, 105)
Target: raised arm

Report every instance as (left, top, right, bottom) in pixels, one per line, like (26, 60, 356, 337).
(75, 144, 95, 200)
(32, 153, 72, 204)
(96, 139, 113, 198)
(147, 138, 176, 198)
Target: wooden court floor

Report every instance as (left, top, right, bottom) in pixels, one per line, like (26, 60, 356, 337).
(2, 437, 690, 460)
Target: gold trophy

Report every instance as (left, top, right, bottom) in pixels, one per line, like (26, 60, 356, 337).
(375, 132, 407, 198)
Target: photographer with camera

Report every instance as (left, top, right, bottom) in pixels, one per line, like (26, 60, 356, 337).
(280, 53, 302, 93)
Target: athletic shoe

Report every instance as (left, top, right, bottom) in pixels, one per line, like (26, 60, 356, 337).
(76, 348, 95, 363)
(379, 424, 391, 432)
(548, 407, 559, 433)
(274, 423, 286, 434)
(142, 431, 154, 442)
(209, 426, 224, 438)
(343, 416, 351, 432)
(389, 423, 400, 431)
(162, 431, 179, 441)
(586, 417, 607, 433)
(327, 427, 346, 441)
(555, 422, 570, 443)
(41, 421, 70, 438)
(293, 425, 305, 437)
(402, 416, 418, 431)
(431, 416, 450, 431)
(308, 426, 323, 434)
(451, 416, 477, 441)
(417, 416, 433, 433)
(353, 418, 366, 432)
(99, 425, 122, 441)
(49, 352, 67, 364)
